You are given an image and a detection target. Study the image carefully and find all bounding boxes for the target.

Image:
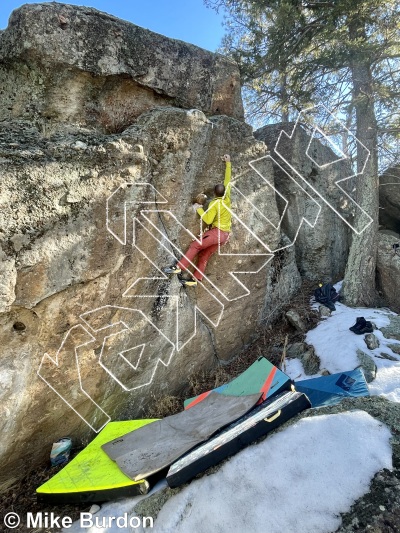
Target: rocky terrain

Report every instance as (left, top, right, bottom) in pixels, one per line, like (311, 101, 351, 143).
(0, 6, 399, 530)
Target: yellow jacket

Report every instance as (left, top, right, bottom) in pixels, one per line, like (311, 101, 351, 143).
(196, 162, 232, 232)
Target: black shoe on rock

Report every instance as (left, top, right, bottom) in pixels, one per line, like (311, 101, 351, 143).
(349, 317, 366, 332)
(353, 321, 373, 335)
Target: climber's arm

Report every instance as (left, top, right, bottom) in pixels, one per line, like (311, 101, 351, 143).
(223, 154, 231, 202)
(196, 202, 217, 226)
(223, 154, 231, 186)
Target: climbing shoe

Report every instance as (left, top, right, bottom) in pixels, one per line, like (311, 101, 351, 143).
(349, 317, 366, 332)
(163, 265, 181, 274)
(353, 321, 373, 335)
(178, 275, 198, 287)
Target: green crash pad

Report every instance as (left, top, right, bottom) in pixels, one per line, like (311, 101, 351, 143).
(102, 392, 261, 481)
(184, 356, 292, 409)
(36, 419, 157, 504)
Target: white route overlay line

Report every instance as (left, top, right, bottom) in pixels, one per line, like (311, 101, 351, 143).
(39, 127, 331, 432)
(123, 218, 224, 352)
(140, 210, 273, 303)
(37, 325, 111, 433)
(106, 182, 168, 245)
(274, 104, 373, 235)
(307, 122, 348, 168)
(79, 306, 175, 392)
(224, 154, 322, 254)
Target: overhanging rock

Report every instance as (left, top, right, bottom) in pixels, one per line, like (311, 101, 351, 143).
(0, 3, 244, 128)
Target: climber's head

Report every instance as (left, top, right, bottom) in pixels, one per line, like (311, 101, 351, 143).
(214, 183, 225, 197)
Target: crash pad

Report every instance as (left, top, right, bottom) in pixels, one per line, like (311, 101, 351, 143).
(167, 390, 311, 488)
(184, 356, 292, 409)
(294, 368, 370, 407)
(36, 419, 157, 504)
(102, 392, 261, 481)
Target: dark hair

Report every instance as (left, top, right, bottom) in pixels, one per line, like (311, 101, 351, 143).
(214, 184, 225, 197)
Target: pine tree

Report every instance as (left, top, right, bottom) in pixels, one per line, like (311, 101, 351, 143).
(208, 0, 400, 305)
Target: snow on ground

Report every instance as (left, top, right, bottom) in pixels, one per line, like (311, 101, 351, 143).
(143, 412, 392, 533)
(64, 297, 400, 533)
(284, 291, 400, 396)
(66, 412, 392, 533)
(304, 302, 398, 375)
(368, 364, 400, 402)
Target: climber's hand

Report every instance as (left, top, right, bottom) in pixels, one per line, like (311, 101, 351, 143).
(223, 154, 230, 162)
(192, 203, 202, 212)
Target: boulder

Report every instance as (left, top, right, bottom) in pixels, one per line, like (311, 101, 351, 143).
(379, 165, 400, 234)
(0, 106, 302, 491)
(261, 235, 302, 326)
(255, 122, 350, 282)
(0, 3, 244, 129)
(0, 3, 364, 494)
(376, 230, 400, 313)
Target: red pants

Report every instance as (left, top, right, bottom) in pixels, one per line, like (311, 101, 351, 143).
(177, 227, 230, 281)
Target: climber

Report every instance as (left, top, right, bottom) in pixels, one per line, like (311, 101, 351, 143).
(163, 154, 232, 286)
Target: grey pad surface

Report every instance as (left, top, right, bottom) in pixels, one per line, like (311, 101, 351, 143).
(102, 392, 261, 480)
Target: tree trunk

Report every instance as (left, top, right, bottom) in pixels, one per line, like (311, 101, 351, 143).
(342, 22, 379, 307)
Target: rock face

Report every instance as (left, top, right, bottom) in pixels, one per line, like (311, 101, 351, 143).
(379, 166, 400, 235)
(0, 108, 286, 491)
(0, 3, 243, 130)
(376, 231, 400, 313)
(255, 123, 350, 282)
(0, 3, 359, 493)
(0, 3, 295, 489)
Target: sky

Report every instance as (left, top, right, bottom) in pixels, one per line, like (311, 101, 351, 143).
(0, 0, 226, 52)
(62, 290, 400, 533)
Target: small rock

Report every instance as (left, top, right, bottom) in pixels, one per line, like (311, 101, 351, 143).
(377, 352, 398, 361)
(380, 315, 400, 341)
(318, 305, 331, 318)
(321, 369, 331, 376)
(364, 333, 380, 350)
(356, 349, 377, 382)
(58, 15, 69, 26)
(10, 233, 30, 252)
(301, 348, 321, 375)
(72, 141, 88, 150)
(286, 343, 306, 358)
(286, 310, 306, 332)
(387, 343, 400, 355)
(89, 504, 101, 514)
(122, 166, 140, 177)
(133, 143, 144, 156)
(65, 193, 81, 204)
